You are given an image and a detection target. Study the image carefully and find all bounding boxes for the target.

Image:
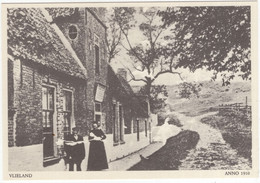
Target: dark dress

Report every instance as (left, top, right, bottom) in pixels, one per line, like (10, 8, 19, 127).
(87, 129, 108, 171)
(64, 134, 85, 171)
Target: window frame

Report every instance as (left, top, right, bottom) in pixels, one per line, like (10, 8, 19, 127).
(112, 102, 117, 144)
(94, 34, 100, 75)
(113, 101, 125, 145)
(42, 84, 57, 160)
(119, 104, 124, 142)
(42, 86, 55, 129)
(62, 89, 73, 139)
(68, 25, 78, 40)
(94, 102, 102, 123)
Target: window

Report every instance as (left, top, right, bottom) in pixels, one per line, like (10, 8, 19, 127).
(63, 90, 72, 139)
(119, 105, 124, 142)
(94, 34, 100, 74)
(112, 103, 117, 143)
(42, 86, 55, 158)
(95, 103, 102, 123)
(68, 25, 77, 39)
(137, 119, 140, 141)
(20, 61, 23, 87)
(145, 120, 147, 137)
(42, 87, 54, 127)
(95, 45, 100, 74)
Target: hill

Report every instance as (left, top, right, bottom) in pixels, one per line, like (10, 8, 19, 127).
(166, 81, 251, 116)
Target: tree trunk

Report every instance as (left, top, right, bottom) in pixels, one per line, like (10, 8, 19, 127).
(145, 78, 152, 100)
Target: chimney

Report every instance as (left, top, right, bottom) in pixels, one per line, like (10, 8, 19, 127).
(117, 68, 127, 80)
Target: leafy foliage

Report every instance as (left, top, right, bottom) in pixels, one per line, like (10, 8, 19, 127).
(138, 85, 168, 112)
(105, 8, 129, 63)
(159, 6, 251, 85)
(178, 82, 202, 99)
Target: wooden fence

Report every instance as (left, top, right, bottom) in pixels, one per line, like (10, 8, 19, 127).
(215, 103, 251, 117)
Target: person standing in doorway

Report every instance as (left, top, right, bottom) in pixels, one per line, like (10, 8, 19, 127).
(65, 127, 85, 171)
(87, 122, 108, 171)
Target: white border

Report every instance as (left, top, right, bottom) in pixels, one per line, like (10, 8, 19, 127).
(1, 0, 259, 183)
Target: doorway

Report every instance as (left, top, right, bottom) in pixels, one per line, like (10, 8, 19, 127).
(42, 86, 55, 159)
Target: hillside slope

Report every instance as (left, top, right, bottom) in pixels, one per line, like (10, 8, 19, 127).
(167, 81, 251, 116)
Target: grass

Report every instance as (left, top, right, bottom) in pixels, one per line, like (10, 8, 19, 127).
(128, 130, 199, 170)
(200, 109, 252, 161)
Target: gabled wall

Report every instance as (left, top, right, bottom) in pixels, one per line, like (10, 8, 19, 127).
(56, 8, 108, 132)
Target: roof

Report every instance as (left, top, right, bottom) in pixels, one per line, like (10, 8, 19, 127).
(7, 8, 87, 79)
(117, 75, 135, 97)
(47, 7, 107, 30)
(108, 65, 148, 118)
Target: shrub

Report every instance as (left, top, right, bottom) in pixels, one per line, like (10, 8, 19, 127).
(157, 113, 183, 127)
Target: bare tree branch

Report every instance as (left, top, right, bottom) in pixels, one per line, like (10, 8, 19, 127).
(120, 29, 147, 66)
(153, 70, 183, 82)
(131, 62, 143, 72)
(117, 59, 147, 83)
(153, 28, 163, 45)
(126, 67, 147, 83)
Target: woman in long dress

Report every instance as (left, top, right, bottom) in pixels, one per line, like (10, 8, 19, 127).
(87, 122, 108, 171)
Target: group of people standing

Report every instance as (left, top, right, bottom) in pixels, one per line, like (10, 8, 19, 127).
(64, 121, 108, 171)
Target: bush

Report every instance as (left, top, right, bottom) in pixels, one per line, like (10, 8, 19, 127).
(157, 113, 183, 127)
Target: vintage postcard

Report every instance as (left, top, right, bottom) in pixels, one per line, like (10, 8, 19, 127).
(1, 0, 258, 180)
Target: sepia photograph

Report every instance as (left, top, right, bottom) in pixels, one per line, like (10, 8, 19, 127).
(2, 1, 258, 180)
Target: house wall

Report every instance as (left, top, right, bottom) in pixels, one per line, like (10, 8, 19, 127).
(55, 8, 86, 67)
(12, 60, 43, 146)
(8, 8, 154, 170)
(104, 67, 152, 160)
(11, 59, 89, 145)
(85, 8, 108, 131)
(56, 8, 108, 132)
(8, 57, 88, 169)
(8, 58, 14, 109)
(132, 117, 148, 134)
(8, 58, 15, 147)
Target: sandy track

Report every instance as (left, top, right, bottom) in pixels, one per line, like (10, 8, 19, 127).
(170, 111, 251, 170)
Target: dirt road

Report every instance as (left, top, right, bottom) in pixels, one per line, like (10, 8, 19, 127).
(172, 111, 252, 170)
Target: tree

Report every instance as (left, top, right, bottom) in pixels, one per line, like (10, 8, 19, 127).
(105, 8, 123, 63)
(159, 6, 251, 85)
(178, 82, 202, 99)
(112, 7, 183, 99)
(138, 85, 168, 113)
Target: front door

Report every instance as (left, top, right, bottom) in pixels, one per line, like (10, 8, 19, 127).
(42, 86, 55, 159)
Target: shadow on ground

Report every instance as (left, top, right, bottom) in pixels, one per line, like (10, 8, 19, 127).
(128, 130, 199, 170)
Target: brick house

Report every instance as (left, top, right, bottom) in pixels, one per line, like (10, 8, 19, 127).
(40, 7, 154, 163)
(7, 7, 155, 171)
(8, 8, 90, 170)
(104, 66, 153, 162)
(50, 7, 109, 131)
